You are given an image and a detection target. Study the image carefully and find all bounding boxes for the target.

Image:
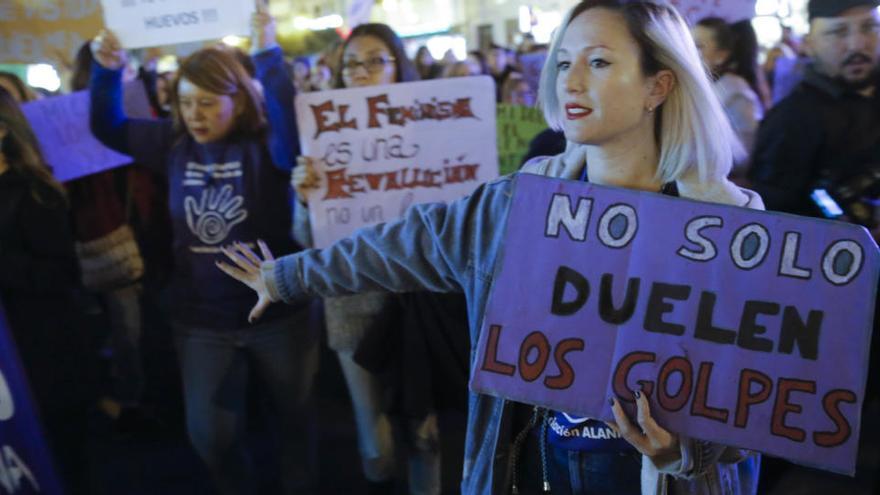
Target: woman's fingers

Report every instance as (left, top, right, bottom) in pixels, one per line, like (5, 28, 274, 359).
(610, 396, 650, 454)
(257, 239, 275, 261)
(610, 393, 678, 458)
(635, 392, 677, 452)
(248, 297, 270, 324)
(215, 260, 250, 282)
(221, 245, 258, 273)
(635, 391, 662, 439)
(234, 241, 262, 266)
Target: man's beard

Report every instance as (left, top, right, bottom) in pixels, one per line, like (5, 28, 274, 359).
(835, 53, 879, 92)
(835, 73, 877, 91)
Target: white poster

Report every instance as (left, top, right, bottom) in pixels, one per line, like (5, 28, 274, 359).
(295, 76, 499, 248)
(346, 0, 374, 29)
(670, 0, 757, 23)
(100, 0, 255, 49)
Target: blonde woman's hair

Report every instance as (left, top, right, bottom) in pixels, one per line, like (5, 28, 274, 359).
(538, 0, 744, 183)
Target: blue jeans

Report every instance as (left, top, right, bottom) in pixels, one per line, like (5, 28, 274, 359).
(104, 283, 144, 405)
(548, 445, 641, 495)
(174, 310, 319, 495)
(518, 426, 641, 495)
(337, 350, 441, 494)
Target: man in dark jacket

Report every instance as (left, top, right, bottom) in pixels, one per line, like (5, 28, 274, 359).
(749, 0, 880, 222)
(749, 2, 880, 490)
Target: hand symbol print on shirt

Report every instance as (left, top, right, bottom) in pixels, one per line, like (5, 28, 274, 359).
(184, 185, 248, 245)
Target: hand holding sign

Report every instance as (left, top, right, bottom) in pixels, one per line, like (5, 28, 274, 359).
(91, 29, 127, 71)
(292, 156, 321, 206)
(472, 174, 880, 475)
(609, 394, 681, 465)
(250, 0, 278, 54)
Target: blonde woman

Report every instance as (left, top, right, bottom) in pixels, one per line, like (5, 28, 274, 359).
(219, 1, 763, 493)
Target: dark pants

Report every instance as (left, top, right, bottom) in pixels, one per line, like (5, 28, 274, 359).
(547, 446, 641, 495)
(517, 425, 641, 495)
(174, 310, 318, 495)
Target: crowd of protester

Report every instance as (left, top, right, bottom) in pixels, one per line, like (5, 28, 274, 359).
(0, 0, 878, 494)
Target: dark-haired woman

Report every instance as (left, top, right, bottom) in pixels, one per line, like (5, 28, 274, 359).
(292, 23, 466, 494)
(88, 8, 317, 494)
(0, 87, 94, 493)
(694, 17, 770, 176)
(66, 40, 175, 422)
(414, 46, 442, 80)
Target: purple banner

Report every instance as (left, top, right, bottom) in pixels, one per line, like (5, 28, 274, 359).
(22, 81, 153, 182)
(471, 174, 879, 475)
(0, 305, 65, 494)
(518, 52, 546, 95)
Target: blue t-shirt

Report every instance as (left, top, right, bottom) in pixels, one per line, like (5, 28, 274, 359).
(548, 412, 636, 452)
(91, 48, 304, 329)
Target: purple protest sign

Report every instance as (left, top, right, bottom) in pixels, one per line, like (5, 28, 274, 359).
(21, 81, 153, 182)
(0, 305, 65, 494)
(518, 52, 546, 95)
(471, 174, 878, 475)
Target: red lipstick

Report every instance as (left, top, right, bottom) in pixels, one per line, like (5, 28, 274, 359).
(565, 103, 592, 120)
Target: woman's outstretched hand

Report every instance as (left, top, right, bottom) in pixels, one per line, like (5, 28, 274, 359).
(606, 391, 681, 467)
(216, 240, 277, 323)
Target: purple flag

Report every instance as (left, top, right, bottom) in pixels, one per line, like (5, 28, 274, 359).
(0, 305, 65, 494)
(21, 81, 153, 182)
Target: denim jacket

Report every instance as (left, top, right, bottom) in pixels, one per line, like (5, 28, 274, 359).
(263, 149, 762, 494)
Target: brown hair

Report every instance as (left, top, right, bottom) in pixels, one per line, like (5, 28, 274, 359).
(0, 71, 38, 103)
(170, 47, 266, 138)
(697, 17, 771, 109)
(70, 41, 94, 92)
(0, 87, 66, 205)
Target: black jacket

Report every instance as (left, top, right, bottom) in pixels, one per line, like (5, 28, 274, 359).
(0, 170, 91, 412)
(749, 66, 880, 217)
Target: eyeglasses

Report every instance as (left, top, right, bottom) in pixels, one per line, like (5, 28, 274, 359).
(342, 56, 396, 74)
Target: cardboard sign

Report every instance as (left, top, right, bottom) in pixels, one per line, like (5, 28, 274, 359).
(496, 104, 548, 175)
(0, 305, 65, 495)
(0, 0, 104, 64)
(471, 173, 879, 475)
(295, 76, 499, 248)
(22, 81, 153, 182)
(670, 0, 757, 23)
(518, 52, 547, 95)
(101, 0, 255, 49)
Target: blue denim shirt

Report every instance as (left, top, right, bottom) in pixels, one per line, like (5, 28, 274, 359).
(264, 172, 760, 494)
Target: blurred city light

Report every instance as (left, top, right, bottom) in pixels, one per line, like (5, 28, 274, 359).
(293, 14, 344, 31)
(221, 35, 247, 47)
(26, 64, 60, 92)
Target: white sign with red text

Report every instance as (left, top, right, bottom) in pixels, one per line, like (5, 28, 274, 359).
(295, 76, 499, 248)
(670, 0, 757, 23)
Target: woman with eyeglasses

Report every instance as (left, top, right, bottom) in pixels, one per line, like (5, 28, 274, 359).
(292, 23, 462, 495)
